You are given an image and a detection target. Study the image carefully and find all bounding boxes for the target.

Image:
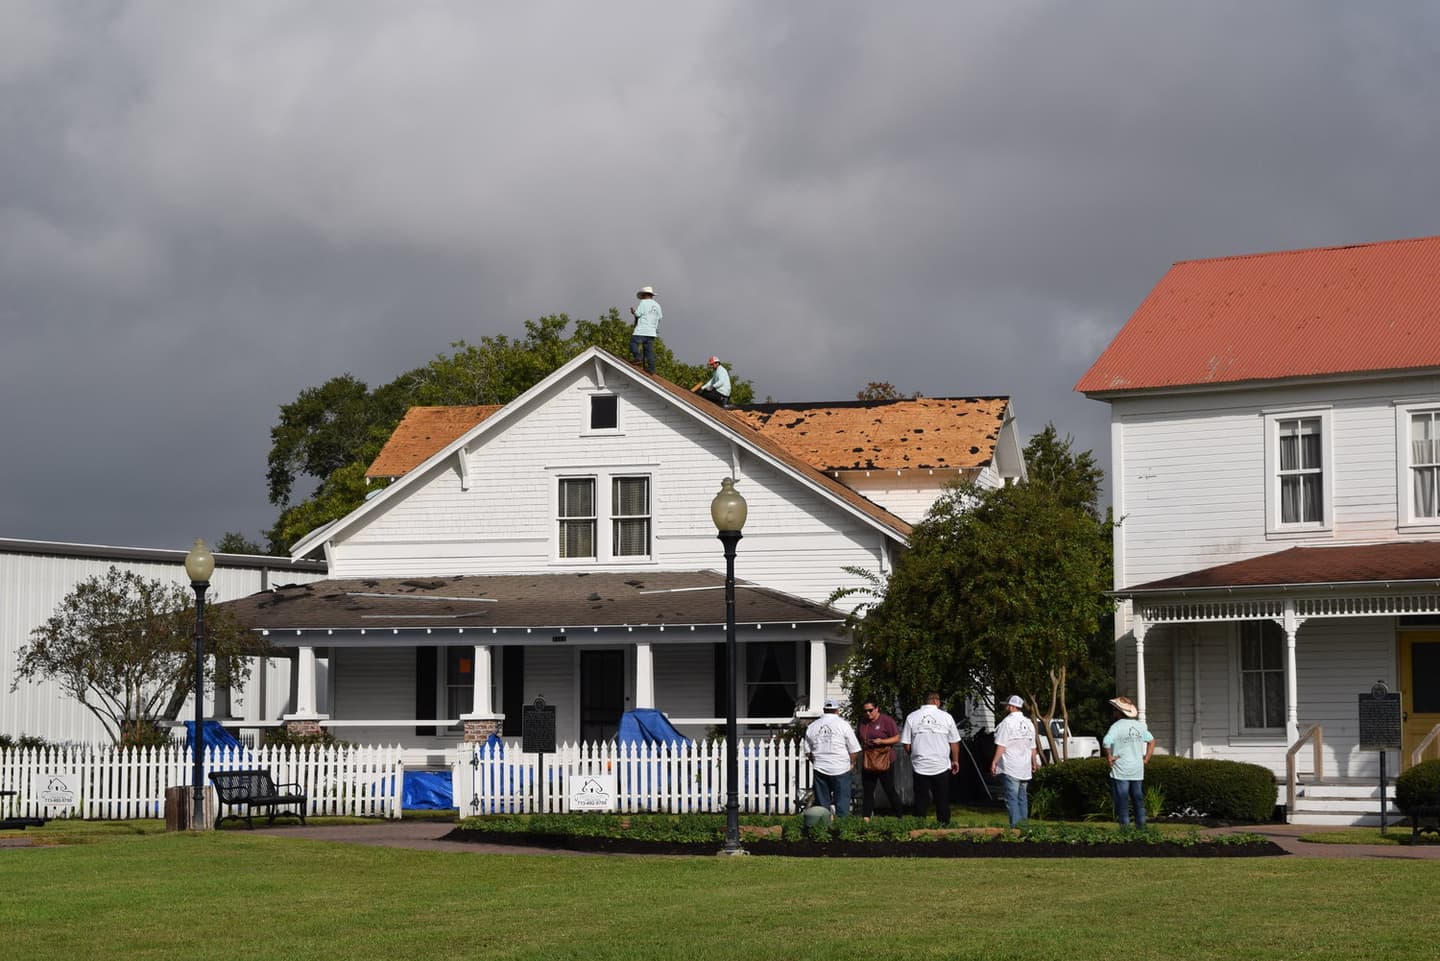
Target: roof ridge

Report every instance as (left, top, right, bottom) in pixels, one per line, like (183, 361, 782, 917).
(1171, 233, 1440, 268)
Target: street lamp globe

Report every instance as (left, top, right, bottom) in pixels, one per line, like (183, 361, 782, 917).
(710, 477, 748, 532)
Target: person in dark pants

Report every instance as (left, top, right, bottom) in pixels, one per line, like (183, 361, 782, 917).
(900, 692, 961, 824)
(856, 700, 901, 820)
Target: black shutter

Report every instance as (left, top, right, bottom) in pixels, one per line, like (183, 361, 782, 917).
(415, 646, 437, 737)
(502, 647, 525, 737)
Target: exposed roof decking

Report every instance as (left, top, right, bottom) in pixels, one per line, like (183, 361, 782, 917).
(729, 397, 1009, 472)
(367, 405, 502, 478)
(1077, 235, 1440, 396)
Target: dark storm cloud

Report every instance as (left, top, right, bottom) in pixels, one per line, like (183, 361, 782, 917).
(2, 1, 1438, 549)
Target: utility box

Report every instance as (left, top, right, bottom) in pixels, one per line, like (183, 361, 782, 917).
(164, 785, 216, 831)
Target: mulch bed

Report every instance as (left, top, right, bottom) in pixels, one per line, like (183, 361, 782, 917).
(441, 828, 1285, 858)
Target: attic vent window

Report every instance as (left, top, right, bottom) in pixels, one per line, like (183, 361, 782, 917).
(591, 394, 618, 430)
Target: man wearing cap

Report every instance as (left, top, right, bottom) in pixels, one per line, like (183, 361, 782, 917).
(1102, 695, 1155, 829)
(990, 695, 1039, 827)
(692, 356, 731, 406)
(629, 286, 662, 373)
(804, 699, 861, 817)
(901, 692, 961, 824)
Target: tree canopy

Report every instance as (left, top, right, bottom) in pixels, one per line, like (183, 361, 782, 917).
(841, 425, 1114, 739)
(265, 309, 755, 552)
(14, 567, 262, 746)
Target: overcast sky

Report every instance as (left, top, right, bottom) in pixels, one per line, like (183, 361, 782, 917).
(4, 1, 1438, 552)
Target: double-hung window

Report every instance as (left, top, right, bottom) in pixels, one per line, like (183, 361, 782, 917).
(1264, 409, 1331, 534)
(558, 478, 597, 559)
(1400, 406, 1440, 525)
(556, 473, 652, 561)
(1238, 622, 1285, 732)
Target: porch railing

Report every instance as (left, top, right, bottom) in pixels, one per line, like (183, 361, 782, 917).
(1284, 724, 1324, 820)
(1411, 723, 1440, 767)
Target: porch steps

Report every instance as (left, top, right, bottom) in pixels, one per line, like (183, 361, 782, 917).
(1289, 780, 1406, 827)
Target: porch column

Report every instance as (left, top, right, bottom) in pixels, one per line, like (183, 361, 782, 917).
(460, 644, 503, 742)
(803, 639, 828, 716)
(1134, 619, 1148, 723)
(1283, 601, 1301, 746)
(282, 645, 328, 733)
(634, 642, 655, 710)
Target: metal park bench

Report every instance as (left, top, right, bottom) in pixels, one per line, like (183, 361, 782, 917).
(208, 770, 307, 829)
(1410, 785, 1440, 842)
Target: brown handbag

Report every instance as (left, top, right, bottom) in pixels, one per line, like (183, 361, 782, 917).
(863, 746, 892, 772)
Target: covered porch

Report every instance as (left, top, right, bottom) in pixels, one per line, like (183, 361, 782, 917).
(222, 571, 849, 765)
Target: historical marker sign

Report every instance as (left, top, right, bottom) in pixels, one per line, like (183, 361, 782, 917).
(522, 696, 557, 755)
(1358, 687, 1402, 751)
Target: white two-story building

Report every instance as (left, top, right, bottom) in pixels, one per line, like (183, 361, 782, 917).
(227, 347, 1026, 760)
(1078, 235, 1440, 802)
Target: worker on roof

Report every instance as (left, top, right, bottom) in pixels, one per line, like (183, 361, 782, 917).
(692, 355, 731, 407)
(629, 285, 662, 373)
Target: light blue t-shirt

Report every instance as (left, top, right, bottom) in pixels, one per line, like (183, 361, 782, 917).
(702, 364, 731, 396)
(632, 299, 662, 337)
(1103, 718, 1154, 780)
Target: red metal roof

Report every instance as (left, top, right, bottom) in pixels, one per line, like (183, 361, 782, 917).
(1121, 541, 1440, 593)
(1076, 235, 1440, 395)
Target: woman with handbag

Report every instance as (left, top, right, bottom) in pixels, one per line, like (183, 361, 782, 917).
(856, 701, 901, 820)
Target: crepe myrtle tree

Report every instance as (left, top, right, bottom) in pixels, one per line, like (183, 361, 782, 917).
(14, 567, 262, 746)
(840, 426, 1114, 752)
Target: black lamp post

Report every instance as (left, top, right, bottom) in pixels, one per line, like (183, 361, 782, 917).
(184, 538, 215, 830)
(710, 477, 748, 855)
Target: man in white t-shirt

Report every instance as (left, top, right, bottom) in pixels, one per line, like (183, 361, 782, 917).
(990, 695, 1039, 827)
(900, 692, 961, 824)
(804, 699, 861, 816)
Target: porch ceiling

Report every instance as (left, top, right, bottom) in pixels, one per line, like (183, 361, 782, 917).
(220, 570, 846, 637)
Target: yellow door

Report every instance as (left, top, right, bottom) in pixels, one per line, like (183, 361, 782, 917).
(1399, 631, 1440, 768)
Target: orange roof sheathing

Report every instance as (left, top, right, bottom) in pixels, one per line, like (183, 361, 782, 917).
(731, 397, 1009, 472)
(366, 405, 502, 478)
(1076, 235, 1440, 395)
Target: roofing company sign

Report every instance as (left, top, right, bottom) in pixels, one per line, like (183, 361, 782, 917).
(37, 771, 78, 815)
(567, 774, 616, 812)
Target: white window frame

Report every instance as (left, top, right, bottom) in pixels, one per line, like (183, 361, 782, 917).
(1395, 401, 1440, 531)
(551, 468, 656, 564)
(583, 390, 622, 436)
(1262, 408, 1332, 536)
(1232, 622, 1287, 738)
(557, 476, 598, 560)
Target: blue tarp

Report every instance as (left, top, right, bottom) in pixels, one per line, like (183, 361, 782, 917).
(616, 709, 690, 747)
(183, 720, 245, 751)
(402, 771, 455, 810)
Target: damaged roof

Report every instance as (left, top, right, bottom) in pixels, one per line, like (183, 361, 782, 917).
(222, 570, 846, 634)
(729, 397, 1010, 471)
(367, 405, 503, 479)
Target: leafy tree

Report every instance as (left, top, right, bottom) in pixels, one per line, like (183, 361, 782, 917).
(265, 309, 755, 552)
(13, 568, 264, 746)
(841, 426, 1114, 747)
(215, 531, 268, 555)
(856, 382, 922, 401)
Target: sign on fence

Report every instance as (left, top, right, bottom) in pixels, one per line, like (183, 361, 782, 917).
(568, 774, 616, 811)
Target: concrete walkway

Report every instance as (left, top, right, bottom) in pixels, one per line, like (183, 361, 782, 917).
(247, 819, 1440, 859)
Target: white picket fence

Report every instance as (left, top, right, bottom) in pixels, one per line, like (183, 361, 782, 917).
(453, 738, 812, 815)
(0, 744, 404, 820)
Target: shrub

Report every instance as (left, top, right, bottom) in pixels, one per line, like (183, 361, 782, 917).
(1032, 756, 1277, 822)
(1395, 759, 1440, 815)
(264, 727, 349, 748)
(0, 733, 53, 751)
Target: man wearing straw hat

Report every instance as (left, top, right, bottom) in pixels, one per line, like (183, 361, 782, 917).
(1102, 696, 1155, 829)
(629, 285, 662, 373)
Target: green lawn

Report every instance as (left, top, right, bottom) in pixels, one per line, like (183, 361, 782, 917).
(0, 829, 1434, 961)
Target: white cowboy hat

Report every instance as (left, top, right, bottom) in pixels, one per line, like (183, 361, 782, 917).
(1108, 696, 1139, 719)
(636, 286, 655, 297)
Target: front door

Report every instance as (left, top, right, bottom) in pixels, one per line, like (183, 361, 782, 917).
(580, 649, 626, 744)
(1398, 631, 1440, 768)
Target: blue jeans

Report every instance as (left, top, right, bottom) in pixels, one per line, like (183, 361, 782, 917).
(1112, 777, 1145, 828)
(629, 334, 656, 372)
(813, 771, 851, 817)
(1001, 773, 1029, 827)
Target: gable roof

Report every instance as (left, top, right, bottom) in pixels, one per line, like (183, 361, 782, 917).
(295, 348, 914, 557)
(730, 397, 1011, 472)
(1119, 541, 1440, 594)
(367, 405, 502, 479)
(1076, 235, 1440, 396)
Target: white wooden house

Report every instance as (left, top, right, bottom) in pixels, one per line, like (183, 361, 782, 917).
(1077, 235, 1440, 818)
(227, 347, 1025, 762)
(0, 538, 325, 743)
